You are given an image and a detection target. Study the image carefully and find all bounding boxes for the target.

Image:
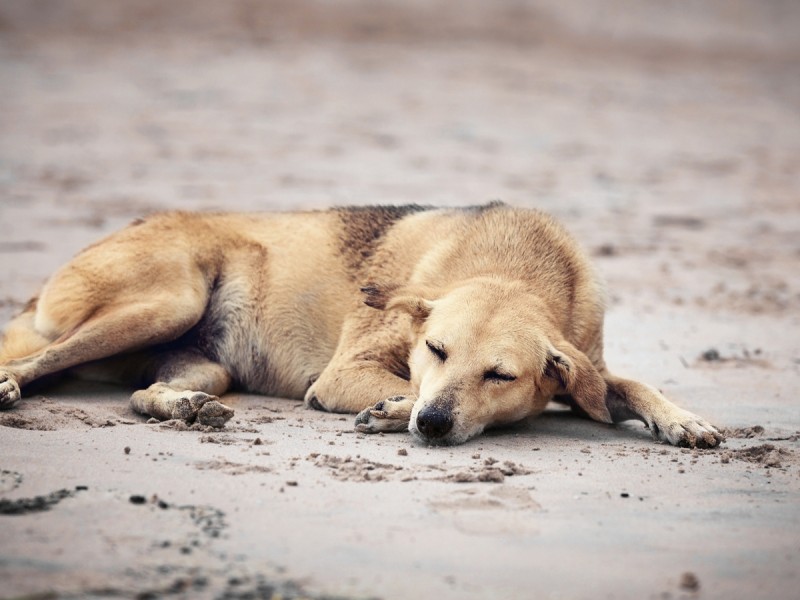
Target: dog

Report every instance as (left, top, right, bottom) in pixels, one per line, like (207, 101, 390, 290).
(0, 203, 723, 447)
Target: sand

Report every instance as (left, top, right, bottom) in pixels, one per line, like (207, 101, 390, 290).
(1, 1, 799, 599)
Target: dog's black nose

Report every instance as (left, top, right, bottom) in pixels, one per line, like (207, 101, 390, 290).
(416, 407, 453, 439)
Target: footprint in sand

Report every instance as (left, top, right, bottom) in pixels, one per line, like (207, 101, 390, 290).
(428, 485, 541, 536)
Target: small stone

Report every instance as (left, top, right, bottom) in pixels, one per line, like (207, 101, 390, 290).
(680, 572, 700, 591)
(124, 446, 131, 455)
(129, 495, 146, 505)
(397, 448, 408, 456)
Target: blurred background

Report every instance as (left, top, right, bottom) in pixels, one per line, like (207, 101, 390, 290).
(2, 4, 800, 598)
(0, 0, 798, 315)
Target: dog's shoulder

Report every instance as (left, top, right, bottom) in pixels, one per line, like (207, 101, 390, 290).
(331, 204, 434, 271)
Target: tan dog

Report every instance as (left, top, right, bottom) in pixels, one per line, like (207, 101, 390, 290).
(0, 203, 722, 447)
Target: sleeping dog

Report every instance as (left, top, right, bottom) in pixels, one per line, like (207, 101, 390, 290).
(0, 203, 723, 447)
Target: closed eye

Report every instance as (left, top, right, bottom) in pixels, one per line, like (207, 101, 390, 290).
(426, 340, 447, 362)
(484, 370, 516, 382)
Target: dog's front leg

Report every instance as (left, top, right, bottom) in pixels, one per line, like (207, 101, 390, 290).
(354, 395, 415, 433)
(304, 357, 412, 414)
(604, 373, 723, 448)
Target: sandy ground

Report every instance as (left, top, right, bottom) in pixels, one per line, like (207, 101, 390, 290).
(1, 1, 800, 599)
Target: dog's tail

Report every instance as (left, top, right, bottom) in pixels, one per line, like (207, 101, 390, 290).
(0, 296, 52, 364)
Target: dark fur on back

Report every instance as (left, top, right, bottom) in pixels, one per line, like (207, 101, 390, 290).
(335, 205, 432, 275)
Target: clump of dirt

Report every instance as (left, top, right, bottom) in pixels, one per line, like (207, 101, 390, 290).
(653, 215, 706, 230)
(703, 278, 800, 315)
(61, 406, 118, 427)
(0, 414, 40, 430)
(250, 415, 286, 424)
(157, 419, 219, 432)
(307, 453, 533, 484)
(0, 470, 23, 493)
(194, 459, 272, 476)
(217, 571, 372, 600)
(696, 347, 770, 368)
(680, 571, 700, 591)
(722, 425, 765, 439)
(1, 399, 138, 430)
(225, 425, 259, 433)
(720, 444, 793, 468)
(307, 453, 402, 482)
(199, 434, 240, 445)
(441, 460, 532, 483)
(443, 469, 506, 483)
(0, 487, 83, 515)
(181, 504, 227, 539)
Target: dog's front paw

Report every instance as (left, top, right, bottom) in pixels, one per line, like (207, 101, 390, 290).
(0, 371, 21, 409)
(304, 384, 328, 412)
(355, 395, 414, 434)
(649, 408, 724, 449)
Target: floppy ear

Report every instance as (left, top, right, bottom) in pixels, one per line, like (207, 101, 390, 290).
(360, 283, 398, 310)
(385, 294, 434, 320)
(361, 283, 435, 321)
(544, 339, 611, 423)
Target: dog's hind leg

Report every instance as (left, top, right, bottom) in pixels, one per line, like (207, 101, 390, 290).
(0, 296, 206, 409)
(0, 298, 50, 407)
(128, 349, 233, 427)
(603, 372, 723, 448)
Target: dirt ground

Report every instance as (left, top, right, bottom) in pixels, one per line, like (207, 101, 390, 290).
(1, 1, 799, 599)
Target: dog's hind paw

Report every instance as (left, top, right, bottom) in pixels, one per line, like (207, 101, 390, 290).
(649, 409, 724, 449)
(0, 371, 21, 409)
(171, 392, 215, 421)
(170, 392, 234, 427)
(355, 395, 415, 434)
(197, 400, 234, 428)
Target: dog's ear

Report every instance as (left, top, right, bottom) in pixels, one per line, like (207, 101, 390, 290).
(544, 339, 611, 423)
(360, 283, 398, 310)
(385, 294, 434, 321)
(361, 283, 435, 321)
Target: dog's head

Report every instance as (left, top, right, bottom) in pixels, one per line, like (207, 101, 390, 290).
(364, 278, 609, 445)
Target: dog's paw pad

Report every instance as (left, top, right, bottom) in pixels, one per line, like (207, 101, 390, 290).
(354, 396, 414, 434)
(0, 372, 21, 409)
